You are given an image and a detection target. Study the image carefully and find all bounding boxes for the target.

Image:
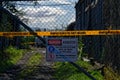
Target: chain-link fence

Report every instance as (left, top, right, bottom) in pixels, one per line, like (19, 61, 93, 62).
(75, 0, 120, 76)
(4, 0, 76, 30)
(0, 0, 120, 79)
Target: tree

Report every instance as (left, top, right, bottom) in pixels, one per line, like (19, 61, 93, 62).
(66, 22, 76, 31)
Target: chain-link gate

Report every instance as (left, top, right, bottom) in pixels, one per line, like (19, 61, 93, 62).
(0, 0, 120, 80)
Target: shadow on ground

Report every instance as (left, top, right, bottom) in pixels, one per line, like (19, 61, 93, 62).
(0, 65, 56, 80)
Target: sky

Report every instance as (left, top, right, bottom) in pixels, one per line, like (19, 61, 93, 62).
(16, 0, 79, 30)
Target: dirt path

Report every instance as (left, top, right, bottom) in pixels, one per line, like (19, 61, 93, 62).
(25, 48, 56, 80)
(0, 48, 56, 80)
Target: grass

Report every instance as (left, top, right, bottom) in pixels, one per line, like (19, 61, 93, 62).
(54, 60, 104, 80)
(5, 46, 24, 64)
(0, 46, 42, 79)
(104, 67, 120, 80)
(18, 53, 42, 79)
(53, 40, 104, 80)
(0, 46, 24, 72)
(27, 53, 42, 66)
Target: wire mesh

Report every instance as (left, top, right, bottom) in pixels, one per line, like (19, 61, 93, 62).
(3, 0, 77, 30)
(0, 0, 120, 79)
(75, 0, 120, 75)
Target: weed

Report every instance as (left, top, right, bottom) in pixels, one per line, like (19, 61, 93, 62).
(18, 53, 42, 79)
(0, 46, 24, 72)
(54, 60, 104, 80)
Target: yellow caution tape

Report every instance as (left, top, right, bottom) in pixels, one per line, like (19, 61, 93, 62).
(0, 30, 120, 37)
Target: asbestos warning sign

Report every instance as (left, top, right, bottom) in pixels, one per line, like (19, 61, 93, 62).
(46, 37, 78, 62)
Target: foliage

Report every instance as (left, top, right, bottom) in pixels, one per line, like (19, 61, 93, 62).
(54, 41, 94, 80)
(0, 46, 24, 72)
(21, 36, 35, 48)
(78, 39, 84, 59)
(5, 46, 24, 63)
(21, 36, 35, 43)
(67, 73, 90, 80)
(54, 60, 104, 80)
(66, 22, 76, 31)
(27, 53, 42, 66)
(104, 67, 120, 80)
(2, 1, 25, 17)
(18, 53, 42, 79)
(0, 12, 13, 32)
(52, 39, 104, 80)
(0, 1, 25, 32)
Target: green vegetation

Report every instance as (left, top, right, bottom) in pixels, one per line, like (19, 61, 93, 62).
(21, 36, 35, 43)
(53, 40, 103, 80)
(0, 13, 13, 32)
(21, 36, 35, 48)
(104, 67, 120, 80)
(18, 53, 42, 78)
(0, 46, 24, 72)
(5, 46, 24, 64)
(54, 60, 104, 80)
(78, 40, 84, 59)
(27, 53, 42, 66)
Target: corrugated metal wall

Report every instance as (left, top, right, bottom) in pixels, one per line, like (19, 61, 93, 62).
(103, 0, 120, 74)
(75, 0, 120, 60)
(75, 0, 104, 61)
(75, 0, 120, 73)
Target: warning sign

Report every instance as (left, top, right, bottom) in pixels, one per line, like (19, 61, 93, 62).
(46, 37, 78, 62)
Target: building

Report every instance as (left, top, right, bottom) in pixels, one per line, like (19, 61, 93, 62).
(75, 0, 120, 73)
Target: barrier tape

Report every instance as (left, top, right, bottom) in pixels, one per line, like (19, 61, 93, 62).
(0, 30, 120, 37)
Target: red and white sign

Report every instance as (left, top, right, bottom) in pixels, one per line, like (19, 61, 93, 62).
(46, 37, 78, 62)
(48, 39, 62, 45)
